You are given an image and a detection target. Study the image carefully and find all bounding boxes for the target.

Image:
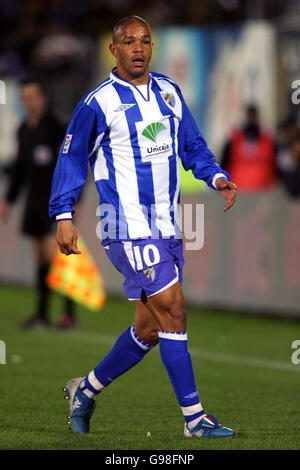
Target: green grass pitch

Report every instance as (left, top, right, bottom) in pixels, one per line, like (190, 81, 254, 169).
(0, 283, 300, 450)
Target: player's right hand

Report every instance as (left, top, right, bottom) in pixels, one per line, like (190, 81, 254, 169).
(56, 219, 81, 255)
(215, 178, 237, 212)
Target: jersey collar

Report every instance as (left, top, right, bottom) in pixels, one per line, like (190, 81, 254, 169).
(110, 68, 152, 102)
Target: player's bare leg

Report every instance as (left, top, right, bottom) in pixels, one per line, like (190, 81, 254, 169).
(134, 299, 159, 346)
(139, 282, 186, 332)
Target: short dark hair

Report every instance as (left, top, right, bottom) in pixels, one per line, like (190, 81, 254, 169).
(19, 77, 48, 95)
(112, 15, 151, 43)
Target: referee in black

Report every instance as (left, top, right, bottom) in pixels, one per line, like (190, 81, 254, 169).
(0, 78, 77, 328)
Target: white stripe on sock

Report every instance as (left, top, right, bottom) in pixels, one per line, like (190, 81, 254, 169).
(88, 370, 105, 391)
(181, 403, 203, 416)
(158, 331, 187, 341)
(188, 414, 206, 430)
(182, 403, 206, 430)
(130, 325, 152, 351)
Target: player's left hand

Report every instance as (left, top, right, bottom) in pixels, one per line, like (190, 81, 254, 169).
(56, 220, 82, 255)
(215, 177, 237, 212)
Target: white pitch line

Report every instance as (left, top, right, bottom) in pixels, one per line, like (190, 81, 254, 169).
(67, 330, 300, 374)
(188, 347, 300, 374)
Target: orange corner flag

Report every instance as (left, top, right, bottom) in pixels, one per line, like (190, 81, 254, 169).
(46, 236, 106, 311)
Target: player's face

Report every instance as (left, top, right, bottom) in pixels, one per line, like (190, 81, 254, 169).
(21, 84, 47, 116)
(110, 23, 153, 84)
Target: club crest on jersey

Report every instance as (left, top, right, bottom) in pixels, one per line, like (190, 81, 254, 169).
(114, 104, 136, 112)
(161, 91, 175, 108)
(63, 134, 72, 154)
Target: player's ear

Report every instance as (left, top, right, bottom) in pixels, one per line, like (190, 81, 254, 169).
(109, 43, 117, 59)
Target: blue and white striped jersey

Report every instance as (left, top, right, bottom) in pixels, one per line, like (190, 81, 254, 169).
(49, 69, 228, 244)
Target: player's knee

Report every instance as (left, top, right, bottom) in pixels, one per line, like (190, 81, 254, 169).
(146, 328, 159, 346)
(165, 300, 186, 329)
(155, 292, 186, 331)
(135, 324, 159, 347)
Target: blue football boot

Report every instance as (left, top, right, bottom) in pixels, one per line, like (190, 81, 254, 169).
(64, 377, 96, 434)
(184, 414, 235, 438)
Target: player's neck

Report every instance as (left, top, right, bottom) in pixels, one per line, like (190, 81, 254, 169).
(114, 68, 150, 86)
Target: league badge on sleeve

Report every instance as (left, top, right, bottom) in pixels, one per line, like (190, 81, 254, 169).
(63, 134, 73, 154)
(161, 91, 175, 108)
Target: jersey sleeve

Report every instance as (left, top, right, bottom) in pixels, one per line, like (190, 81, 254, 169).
(177, 91, 229, 189)
(48, 101, 105, 219)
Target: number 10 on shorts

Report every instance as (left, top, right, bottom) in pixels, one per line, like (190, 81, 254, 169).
(133, 244, 160, 270)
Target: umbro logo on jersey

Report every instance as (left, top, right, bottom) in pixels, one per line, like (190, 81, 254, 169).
(114, 104, 136, 112)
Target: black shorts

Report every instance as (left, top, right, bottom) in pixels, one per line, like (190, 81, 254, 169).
(22, 198, 55, 238)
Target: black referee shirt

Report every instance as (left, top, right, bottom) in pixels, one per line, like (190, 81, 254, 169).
(5, 112, 66, 211)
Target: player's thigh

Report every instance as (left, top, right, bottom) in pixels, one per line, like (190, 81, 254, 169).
(134, 300, 160, 346)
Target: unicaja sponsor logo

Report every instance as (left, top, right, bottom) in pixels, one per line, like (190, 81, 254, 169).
(0, 80, 6, 104)
(147, 143, 170, 154)
(142, 122, 166, 143)
(0, 340, 6, 364)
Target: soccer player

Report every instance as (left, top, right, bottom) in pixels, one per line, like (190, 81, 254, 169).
(49, 16, 237, 438)
(0, 78, 77, 328)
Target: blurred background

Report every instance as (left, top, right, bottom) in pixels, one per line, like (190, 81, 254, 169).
(0, 0, 299, 319)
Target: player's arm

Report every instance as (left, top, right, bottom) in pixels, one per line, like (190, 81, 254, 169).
(177, 93, 237, 211)
(49, 101, 103, 255)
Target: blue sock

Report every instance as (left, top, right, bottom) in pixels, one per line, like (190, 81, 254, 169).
(83, 325, 154, 395)
(158, 331, 206, 428)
